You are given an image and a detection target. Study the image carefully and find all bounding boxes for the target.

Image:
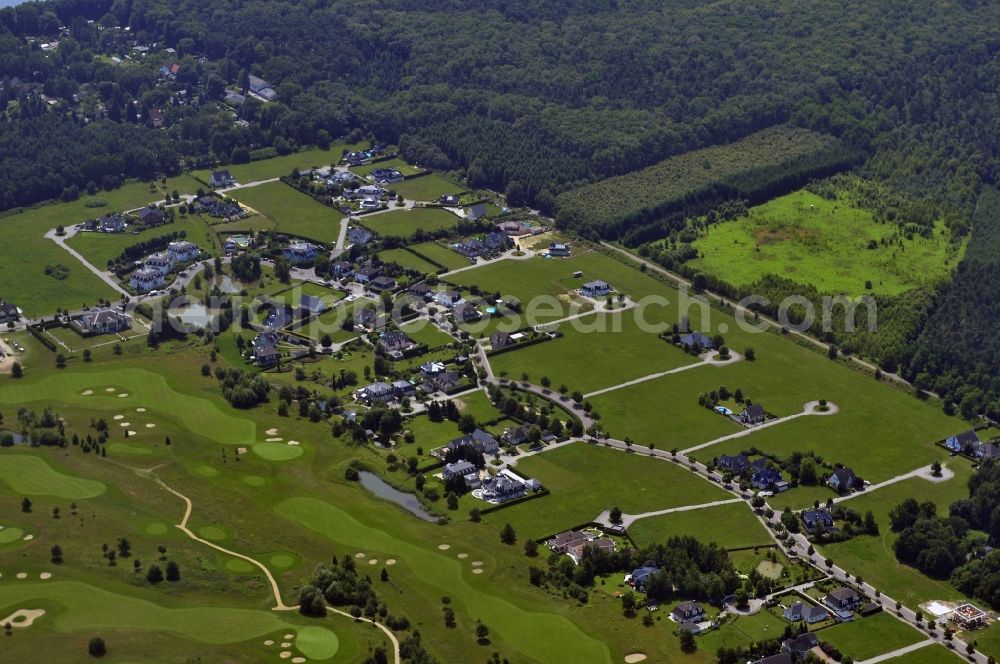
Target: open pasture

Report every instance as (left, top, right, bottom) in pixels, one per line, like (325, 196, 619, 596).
(232, 182, 342, 244)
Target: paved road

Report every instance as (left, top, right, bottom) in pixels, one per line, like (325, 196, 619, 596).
(594, 498, 744, 529)
(833, 464, 956, 505)
(858, 639, 936, 664)
(45, 226, 129, 297)
(583, 351, 741, 399)
(680, 402, 830, 455)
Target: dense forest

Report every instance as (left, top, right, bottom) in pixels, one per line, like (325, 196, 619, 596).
(2, 0, 1000, 407)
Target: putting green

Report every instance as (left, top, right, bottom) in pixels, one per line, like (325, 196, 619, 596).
(198, 526, 226, 541)
(145, 523, 169, 535)
(269, 553, 296, 569)
(0, 581, 293, 644)
(242, 475, 267, 487)
(275, 497, 612, 664)
(0, 455, 105, 499)
(252, 443, 303, 461)
(0, 527, 25, 544)
(225, 558, 256, 573)
(295, 626, 340, 660)
(107, 443, 153, 456)
(0, 368, 256, 445)
(195, 466, 219, 477)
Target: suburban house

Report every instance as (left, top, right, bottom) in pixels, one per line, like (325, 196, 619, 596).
(252, 332, 281, 366)
(159, 62, 180, 79)
(783, 602, 830, 624)
(451, 238, 485, 259)
(360, 195, 381, 210)
(946, 429, 981, 453)
(348, 227, 374, 245)
(443, 460, 481, 488)
(209, 170, 235, 188)
(716, 453, 751, 474)
(439, 194, 460, 206)
(0, 301, 20, 324)
(195, 195, 243, 219)
(224, 90, 246, 106)
(454, 302, 481, 323)
(355, 381, 397, 404)
(408, 282, 433, 299)
(433, 291, 464, 308)
(355, 265, 382, 284)
(581, 280, 611, 298)
(370, 276, 397, 291)
(344, 150, 373, 166)
(370, 168, 404, 184)
(670, 601, 705, 624)
(378, 330, 415, 356)
(167, 240, 200, 263)
(446, 429, 500, 457)
(478, 473, 527, 503)
(491, 332, 513, 350)
(738, 404, 767, 426)
(755, 654, 793, 664)
(502, 426, 529, 446)
(680, 331, 714, 349)
(565, 536, 614, 564)
(299, 295, 326, 317)
(548, 530, 590, 553)
(247, 74, 277, 101)
(828, 466, 862, 494)
(801, 509, 835, 533)
(147, 108, 164, 128)
(136, 205, 165, 226)
(75, 308, 132, 335)
(283, 241, 318, 263)
(547, 242, 571, 257)
(262, 305, 293, 331)
(466, 203, 488, 221)
(354, 307, 378, 329)
(497, 220, 533, 236)
(144, 252, 175, 276)
(332, 261, 355, 279)
(422, 370, 461, 394)
(391, 379, 416, 398)
(483, 231, 511, 252)
(781, 632, 820, 659)
(625, 566, 661, 592)
(751, 467, 789, 492)
(979, 442, 1000, 460)
(130, 269, 165, 293)
(824, 587, 861, 615)
(96, 213, 126, 233)
(419, 361, 446, 377)
(951, 603, 988, 630)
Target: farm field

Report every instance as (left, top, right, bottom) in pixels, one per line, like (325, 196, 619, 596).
(0, 175, 201, 315)
(689, 189, 961, 296)
(192, 143, 364, 184)
(391, 174, 461, 201)
(358, 207, 458, 238)
(627, 501, 771, 549)
(66, 212, 219, 269)
(231, 181, 342, 244)
(496, 443, 731, 538)
(819, 612, 925, 661)
(377, 246, 441, 273)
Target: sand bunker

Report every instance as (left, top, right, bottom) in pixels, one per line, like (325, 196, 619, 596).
(438, 544, 451, 550)
(237, 447, 247, 454)
(39, 572, 51, 580)
(471, 561, 483, 567)
(281, 642, 292, 648)
(118, 393, 129, 398)
(0, 608, 45, 628)
(264, 640, 274, 646)
(105, 388, 115, 392)
(385, 559, 397, 566)
(287, 440, 300, 446)
(114, 415, 124, 420)
(368, 559, 378, 565)
(624, 655, 647, 663)
(15, 573, 27, 579)
(22, 534, 33, 541)
(119, 422, 130, 427)
(146, 423, 156, 428)
(136, 407, 146, 412)
(283, 633, 294, 639)
(266, 428, 279, 436)
(266, 437, 282, 442)
(81, 390, 93, 396)
(292, 658, 306, 664)
(472, 569, 484, 574)
(457, 553, 469, 559)
(354, 552, 366, 558)
(127, 431, 137, 436)
(280, 652, 291, 659)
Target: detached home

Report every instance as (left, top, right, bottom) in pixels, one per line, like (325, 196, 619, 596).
(738, 404, 766, 426)
(828, 467, 862, 494)
(167, 240, 200, 263)
(680, 331, 714, 350)
(0, 301, 20, 324)
(783, 602, 829, 624)
(130, 269, 164, 293)
(946, 430, 980, 453)
(76, 308, 132, 335)
(581, 280, 611, 298)
(144, 252, 175, 276)
(209, 170, 235, 188)
(671, 601, 705, 624)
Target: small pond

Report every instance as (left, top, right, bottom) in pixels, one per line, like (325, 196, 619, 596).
(358, 471, 437, 522)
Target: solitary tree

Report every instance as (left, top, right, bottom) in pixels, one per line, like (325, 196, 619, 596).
(524, 539, 538, 557)
(88, 637, 107, 657)
(500, 523, 517, 545)
(146, 564, 164, 584)
(475, 620, 490, 644)
(609, 506, 623, 525)
(20, 497, 31, 513)
(679, 628, 697, 653)
(165, 561, 180, 582)
(50, 544, 63, 564)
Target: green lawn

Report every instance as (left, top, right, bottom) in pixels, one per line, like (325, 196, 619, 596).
(193, 143, 364, 184)
(0, 175, 201, 315)
(496, 443, 730, 538)
(397, 319, 454, 348)
(67, 213, 220, 269)
(358, 208, 458, 238)
(392, 174, 461, 201)
(454, 390, 505, 425)
(407, 241, 471, 270)
(820, 612, 925, 661)
(699, 610, 788, 652)
(628, 502, 770, 549)
(231, 181, 342, 244)
(886, 644, 961, 664)
(0, 454, 106, 498)
(349, 158, 424, 178)
(689, 189, 962, 296)
(378, 247, 441, 274)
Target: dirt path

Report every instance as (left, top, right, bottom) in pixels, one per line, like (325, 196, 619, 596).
(154, 477, 401, 664)
(680, 401, 836, 455)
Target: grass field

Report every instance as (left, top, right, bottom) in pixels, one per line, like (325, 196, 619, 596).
(232, 182, 342, 244)
(698, 609, 788, 652)
(66, 213, 220, 269)
(0, 455, 106, 498)
(887, 644, 960, 664)
(397, 319, 454, 348)
(496, 443, 730, 538)
(0, 175, 201, 315)
(358, 207, 458, 238)
(192, 143, 364, 184)
(349, 158, 424, 178)
(627, 502, 770, 549)
(819, 612, 925, 660)
(689, 189, 961, 296)
(392, 174, 461, 201)
(406, 241, 471, 270)
(378, 247, 441, 273)
(454, 390, 504, 425)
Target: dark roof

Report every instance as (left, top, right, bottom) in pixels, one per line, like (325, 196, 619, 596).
(680, 331, 713, 348)
(717, 453, 749, 471)
(467, 203, 488, 220)
(827, 587, 859, 603)
(953, 430, 981, 446)
(784, 632, 820, 653)
(759, 654, 793, 664)
(802, 509, 834, 528)
(753, 467, 783, 485)
(742, 404, 765, 419)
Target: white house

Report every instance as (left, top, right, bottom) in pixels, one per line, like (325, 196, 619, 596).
(130, 269, 165, 292)
(167, 240, 200, 263)
(144, 252, 175, 276)
(77, 308, 132, 335)
(581, 280, 611, 297)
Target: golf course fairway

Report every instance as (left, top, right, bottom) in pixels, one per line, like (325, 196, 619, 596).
(0, 455, 105, 498)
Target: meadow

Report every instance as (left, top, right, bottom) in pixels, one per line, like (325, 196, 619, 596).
(377, 246, 441, 273)
(66, 212, 220, 269)
(391, 174, 461, 201)
(357, 207, 459, 238)
(192, 143, 364, 184)
(689, 189, 961, 296)
(627, 502, 771, 549)
(819, 612, 925, 661)
(406, 241, 471, 270)
(231, 182, 342, 244)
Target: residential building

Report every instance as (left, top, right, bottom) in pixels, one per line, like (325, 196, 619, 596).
(454, 302, 481, 323)
(483, 230, 510, 252)
(451, 238, 485, 259)
(209, 170, 235, 188)
(97, 213, 126, 233)
(75, 308, 132, 335)
(755, 654, 793, 664)
(479, 473, 526, 503)
(370, 168, 404, 184)
(195, 195, 243, 218)
(547, 242, 571, 257)
(283, 241, 318, 263)
(409, 282, 433, 299)
(354, 265, 382, 284)
(354, 307, 378, 329)
(391, 379, 416, 397)
(299, 295, 326, 316)
(370, 276, 397, 291)
(945, 430, 980, 453)
(782, 632, 820, 659)
(130, 269, 164, 293)
(439, 194, 460, 206)
(224, 90, 246, 106)
(355, 381, 396, 403)
(824, 587, 861, 614)
(671, 601, 705, 624)
(262, 305, 293, 331)
(147, 108, 164, 128)
(491, 331, 512, 350)
(167, 240, 200, 263)
(332, 261, 355, 279)
(548, 530, 590, 554)
(348, 227, 374, 245)
(501, 426, 529, 446)
(379, 331, 414, 355)
(144, 252, 175, 276)
(828, 466, 861, 494)
(951, 603, 988, 630)
(0, 301, 20, 324)
(625, 566, 661, 592)
(751, 467, 788, 492)
(443, 460, 479, 486)
(433, 291, 464, 308)
(716, 453, 750, 474)
(783, 602, 829, 624)
(447, 429, 499, 457)
(581, 280, 611, 298)
(738, 404, 767, 426)
(466, 203, 488, 221)
(252, 333, 281, 366)
(680, 331, 714, 350)
(419, 361, 446, 377)
(565, 537, 614, 564)
(247, 74, 277, 101)
(980, 442, 1000, 460)
(136, 206, 165, 226)
(801, 509, 834, 533)
(423, 370, 461, 393)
